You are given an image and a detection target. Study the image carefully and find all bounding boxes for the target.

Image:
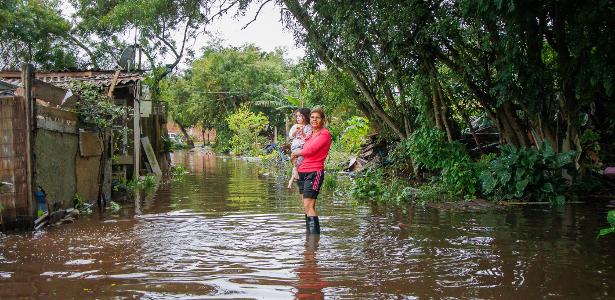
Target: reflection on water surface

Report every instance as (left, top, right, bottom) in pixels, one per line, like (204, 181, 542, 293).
(1, 150, 614, 298)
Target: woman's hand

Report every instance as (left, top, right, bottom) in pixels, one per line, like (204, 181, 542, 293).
(290, 149, 302, 159)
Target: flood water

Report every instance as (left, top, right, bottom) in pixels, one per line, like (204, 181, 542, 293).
(1, 150, 615, 299)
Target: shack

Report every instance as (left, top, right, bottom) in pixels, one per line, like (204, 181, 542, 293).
(0, 65, 168, 231)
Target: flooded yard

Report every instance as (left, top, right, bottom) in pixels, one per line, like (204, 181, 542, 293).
(1, 150, 614, 299)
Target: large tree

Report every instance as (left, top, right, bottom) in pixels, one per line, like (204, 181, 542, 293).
(275, 0, 615, 163)
(160, 45, 292, 146)
(0, 0, 100, 69)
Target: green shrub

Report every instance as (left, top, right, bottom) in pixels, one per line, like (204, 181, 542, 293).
(124, 175, 159, 195)
(108, 201, 121, 212)
(73, 193, 93, 214)
(415, 183, 452, 204)
(72, 82, 125, 129)
(170, 164, 188, 180)
(388, 138, 415, 175)
(350, 167, 415, 203)
(382, 177, 416, 203)
(403, 127, 478, 197)
(350, 167, 385, 200)
(340, 116, 370, 153)
(325, 142, 353, 171)
(322, 172, 338, 190)
(598, 210, 615, 238)
(226, 106, 269, 156)
(479, 141, 575, 204)
(256, 151, 289, 177)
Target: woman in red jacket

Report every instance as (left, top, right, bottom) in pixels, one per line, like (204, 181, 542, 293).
(290, 107, 332, 234)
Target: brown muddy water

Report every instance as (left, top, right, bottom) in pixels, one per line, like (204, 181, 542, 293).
(1, 150, 615, 299)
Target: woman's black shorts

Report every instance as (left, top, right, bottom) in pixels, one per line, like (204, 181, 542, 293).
(297, 170, 325, 199)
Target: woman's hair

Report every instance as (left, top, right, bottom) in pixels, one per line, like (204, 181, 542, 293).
(295, 108, 311, 125)
(310, 106, 326, 124)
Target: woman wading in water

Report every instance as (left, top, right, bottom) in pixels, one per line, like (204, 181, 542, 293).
(290, 107, 332, 234)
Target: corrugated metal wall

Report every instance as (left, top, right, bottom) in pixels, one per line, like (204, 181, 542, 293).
(0, 96, 30, 229)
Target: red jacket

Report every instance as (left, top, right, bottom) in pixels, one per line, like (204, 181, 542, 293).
(298, 128, 332, 172)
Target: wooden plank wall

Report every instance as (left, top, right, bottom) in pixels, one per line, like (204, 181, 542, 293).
(0, 96, 30, 230)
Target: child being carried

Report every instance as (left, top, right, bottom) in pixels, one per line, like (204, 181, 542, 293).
(287, 108, 313, 189)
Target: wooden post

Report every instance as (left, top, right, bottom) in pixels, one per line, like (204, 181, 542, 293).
(107, 70, 121, 98)
(21, 63, 36, 222)
(133, 83, 141, 179)
(274, 126, 278, 144)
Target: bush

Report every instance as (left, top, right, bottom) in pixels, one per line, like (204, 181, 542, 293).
(350, 167, 385, 200)
(325, 141, 353, 171)
(479, 142, 575, 204)
(340, 116, 370, 153)
(403, 127, 478, 197)
(226, 106, 269, 156)
(598, 210, 615, 238)
(169, 164, 188, 181)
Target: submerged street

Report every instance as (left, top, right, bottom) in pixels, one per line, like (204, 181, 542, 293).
(1, 150, 614, 299)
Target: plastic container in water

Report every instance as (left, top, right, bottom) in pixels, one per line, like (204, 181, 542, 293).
(35, 188, 47, 217)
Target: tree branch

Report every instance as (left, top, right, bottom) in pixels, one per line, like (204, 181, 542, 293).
(208, 0, 241, 23)
(63, 33, 100, 69)
(241, 0, 272, 30)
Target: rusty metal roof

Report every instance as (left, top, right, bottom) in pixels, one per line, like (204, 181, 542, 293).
(0, 70, 143, 89)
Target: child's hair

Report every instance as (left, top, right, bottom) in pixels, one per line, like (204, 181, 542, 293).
(295, 108, 311, 124)
(310, 106, 326, 124)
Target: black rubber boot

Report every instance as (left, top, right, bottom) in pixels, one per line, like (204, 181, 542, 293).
(307, 216, 320, 235)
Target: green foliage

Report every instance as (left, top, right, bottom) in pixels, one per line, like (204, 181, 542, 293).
(123, 175, 159, 195)
(281, 0, 615, 181)
(226, 106, 269, 156)
(169, 164, 188, 181)
(170, 164, 188, 177)
(73, 193, 93, 214)
(163, 135, 191, 151)
(579, 129, 601, 170)
(350, 167, 415, 203)
(71, 0, 211, 70)
(160, 45, 293, 154)
(350, 167, 385, 200)
(405, 128, 478, 197)
(322, 172, 338, 190)
(340, 116, 370, 153)
(325, 141, 353, 171)
(383, 178, 416, 204)
(257, 151, 287, 172)
(73, 193, 85, 209)
(141, 175, 158, 190)
(108, 201, 121, 213)
(415, 184, 452, 205)
(72, 82, 125, 130)
(479, 142, 575, 204)
(0, 0, 78, 69)
(580, 129, 601, 153)
(597, 210, 615, 238)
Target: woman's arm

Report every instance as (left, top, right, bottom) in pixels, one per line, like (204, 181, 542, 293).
(300, 130, 330, 157)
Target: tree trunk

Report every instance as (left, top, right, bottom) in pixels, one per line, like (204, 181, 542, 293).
(177, 122, 194, 147)
(282, 0, 406, 140)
